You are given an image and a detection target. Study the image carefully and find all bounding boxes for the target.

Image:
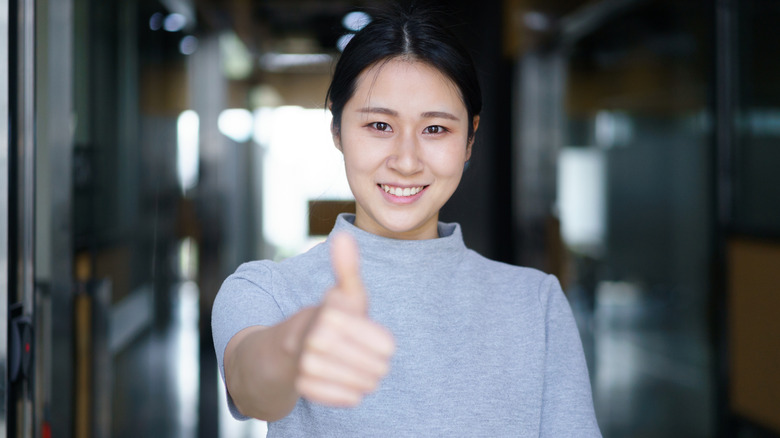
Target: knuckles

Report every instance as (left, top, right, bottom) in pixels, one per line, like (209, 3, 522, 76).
(292, 288, 396, 408)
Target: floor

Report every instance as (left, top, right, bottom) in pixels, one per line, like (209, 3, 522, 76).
(111, 282, 201, 438)
(570, 282, 715, 438)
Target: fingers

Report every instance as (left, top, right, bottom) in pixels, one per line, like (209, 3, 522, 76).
(296, 377, 363, 407)
(297, 306, 395, 407)
(329, 233, 367, 314)
(307, 308, 396, 364)
(300, 351, 384, 392)
(297, 349, 382, 404)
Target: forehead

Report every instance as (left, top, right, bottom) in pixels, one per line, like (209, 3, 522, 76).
(350, 58, 465, 110)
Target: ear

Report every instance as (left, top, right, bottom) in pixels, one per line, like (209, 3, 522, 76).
(465, 115, 480, 161)
(329, 102, 343, 151)
(331, 121, 342, 151)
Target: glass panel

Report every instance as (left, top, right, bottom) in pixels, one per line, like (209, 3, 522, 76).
(734, 0, 780, 234)
(729, 1, 780, 433)
(559, 1, 714, 436)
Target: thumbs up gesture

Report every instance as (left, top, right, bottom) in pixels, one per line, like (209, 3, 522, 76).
(295, 233, 396, 407)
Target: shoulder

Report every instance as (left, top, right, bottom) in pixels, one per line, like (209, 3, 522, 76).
(213, 242, 332, 325)
(229, 241, 334, 307)
(277, 240, 331, 273)
(214, 260, 282, 319)
(461, 250, 564, 307)
(227, 259, 276, 287)
(463, 250, 550, 288)
(224, 240, 330, 286)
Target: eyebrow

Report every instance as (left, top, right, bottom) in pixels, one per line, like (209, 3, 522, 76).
(357, 107, 398, 117)
(421, 111, 460, 121)
(357, 107, 461, 122)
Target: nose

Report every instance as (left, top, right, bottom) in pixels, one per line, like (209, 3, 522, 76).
(387, 132, 423, 175)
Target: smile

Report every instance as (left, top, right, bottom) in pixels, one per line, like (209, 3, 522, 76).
(380, 184, 426, 197)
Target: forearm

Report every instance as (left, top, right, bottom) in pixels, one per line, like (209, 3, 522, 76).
(224, 307, 317, 422)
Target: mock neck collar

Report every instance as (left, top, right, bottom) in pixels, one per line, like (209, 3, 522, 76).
(326, 213, 466, 265)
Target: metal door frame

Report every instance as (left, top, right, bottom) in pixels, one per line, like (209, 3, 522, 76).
(1, 0, 10, 433)
(5, 0, 37, 435)
(36, 0, 75, 435)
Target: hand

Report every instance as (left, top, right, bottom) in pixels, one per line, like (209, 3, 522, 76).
(295, 233, 396, 407)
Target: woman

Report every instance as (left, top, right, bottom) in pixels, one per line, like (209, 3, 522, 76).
(213, 5, 601, 436)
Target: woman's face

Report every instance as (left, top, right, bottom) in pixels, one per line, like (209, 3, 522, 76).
(335, 58, 478, 240)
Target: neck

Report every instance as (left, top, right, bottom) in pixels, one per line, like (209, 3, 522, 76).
(354, 209, 439, 241)
(331, 213, 466, 266)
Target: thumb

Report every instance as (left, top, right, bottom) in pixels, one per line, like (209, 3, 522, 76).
(328, 232, 367, 314)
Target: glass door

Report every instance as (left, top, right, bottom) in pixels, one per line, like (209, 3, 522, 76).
(515, 1, 716, 436)
(561, 3, 715, 436)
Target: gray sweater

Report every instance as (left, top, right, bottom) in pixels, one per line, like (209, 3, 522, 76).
(212, 214, 601, 437)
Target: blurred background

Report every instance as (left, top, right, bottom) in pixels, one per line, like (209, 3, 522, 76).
(2, 0, 779, 436)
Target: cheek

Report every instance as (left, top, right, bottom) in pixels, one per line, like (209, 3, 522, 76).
(427, 146, 469, 176)
(342, 145, 381, 178)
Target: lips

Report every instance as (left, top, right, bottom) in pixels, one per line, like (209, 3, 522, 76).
(380, 184, 427, 197)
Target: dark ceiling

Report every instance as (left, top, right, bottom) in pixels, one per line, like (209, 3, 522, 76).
(193, 0, 392, 56)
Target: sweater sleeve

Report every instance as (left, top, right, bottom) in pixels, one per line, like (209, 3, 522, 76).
(211, 260, 287, 420)
(538, 274, 602, 437)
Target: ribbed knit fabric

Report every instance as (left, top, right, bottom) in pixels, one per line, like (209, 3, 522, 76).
(212, 214, 601, 437)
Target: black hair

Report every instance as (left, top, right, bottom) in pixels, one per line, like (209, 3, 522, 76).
(326, 3, 482, 143)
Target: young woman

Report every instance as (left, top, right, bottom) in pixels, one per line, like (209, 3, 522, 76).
(213, 5, 601, 436)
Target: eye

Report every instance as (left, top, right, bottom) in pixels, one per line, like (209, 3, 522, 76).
(423, 125, 447, 135)
(369, 122, 392, 132)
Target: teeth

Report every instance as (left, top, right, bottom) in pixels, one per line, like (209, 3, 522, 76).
(382, 184, 424, 197)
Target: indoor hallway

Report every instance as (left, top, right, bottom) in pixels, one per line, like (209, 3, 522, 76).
(3, 0, 780, 437)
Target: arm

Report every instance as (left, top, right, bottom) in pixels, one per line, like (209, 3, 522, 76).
(224, 308, 315, 421)
(539, 275, 602, 437)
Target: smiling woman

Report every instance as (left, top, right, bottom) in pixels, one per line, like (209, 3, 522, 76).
(212, 3, 601, 437)
(337, 59, 476, 240)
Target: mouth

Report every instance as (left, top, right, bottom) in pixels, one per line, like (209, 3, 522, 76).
(379, 184, 428, 197)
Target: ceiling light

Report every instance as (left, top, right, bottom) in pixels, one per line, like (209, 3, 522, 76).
(337, 34, 354, 52)
(164, 13, 187, 32)
(342, 11, 371, 31)
(259, 53, 333, 72)
(149, 12, 164, 31)
(218, 109, 253, 143)
(179, 36, 198, 55)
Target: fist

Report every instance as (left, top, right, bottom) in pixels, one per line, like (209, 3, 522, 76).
(295, 233, 396, 407)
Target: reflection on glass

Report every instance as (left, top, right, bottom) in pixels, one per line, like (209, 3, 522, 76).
(175, 280, 199, 438)
(557, 147, 606, 255)
(177, 110, 200, 195)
